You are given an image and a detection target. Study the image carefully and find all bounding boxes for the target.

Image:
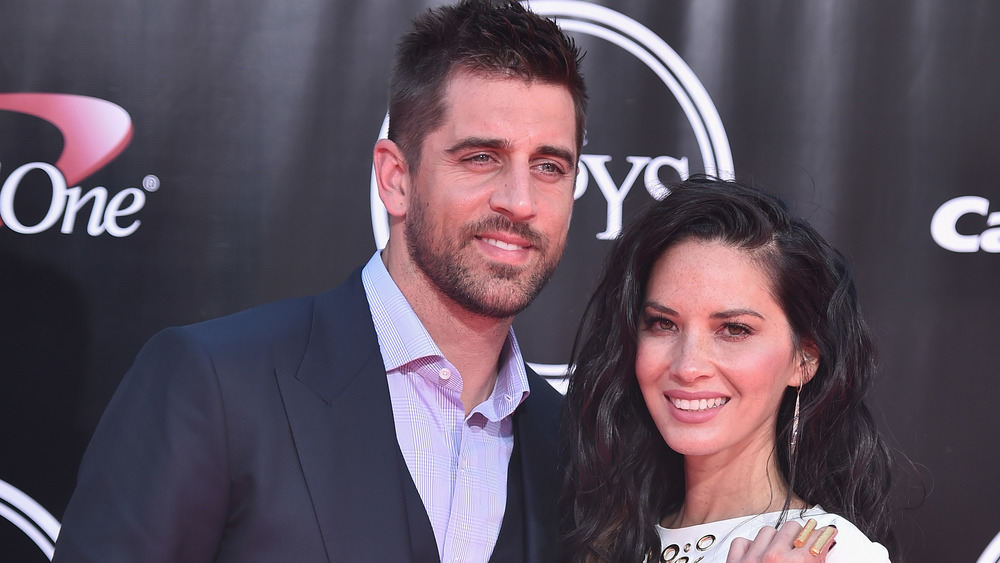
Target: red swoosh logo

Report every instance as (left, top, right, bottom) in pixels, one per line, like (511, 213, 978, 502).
(0, 93, 133, 187)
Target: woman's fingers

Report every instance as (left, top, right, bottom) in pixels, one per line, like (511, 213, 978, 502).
(725, 519, 837, 562)
(792, 519, 838, 557)
(808, 525, 838, 556)
(726, 525, 778, 562)
(726, 537, 752, 561)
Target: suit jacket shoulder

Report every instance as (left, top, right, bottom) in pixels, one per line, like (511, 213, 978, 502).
(53, 269, 412, 562)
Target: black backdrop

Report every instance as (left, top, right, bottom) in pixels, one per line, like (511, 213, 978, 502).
(2, 1, 998, 560)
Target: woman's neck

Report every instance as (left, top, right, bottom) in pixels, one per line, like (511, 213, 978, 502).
(663, 444, 805, 528)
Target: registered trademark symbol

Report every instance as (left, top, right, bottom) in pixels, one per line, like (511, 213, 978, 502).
(142, 174, 160, 192)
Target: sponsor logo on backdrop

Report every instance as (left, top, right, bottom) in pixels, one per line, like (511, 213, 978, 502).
(0, 93, 153, 557)
(931, 195, 1000, 253)
(369, 1, 733, 379)
(0, 93, 159, 237)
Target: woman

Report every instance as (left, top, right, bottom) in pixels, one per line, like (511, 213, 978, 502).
(562, 176, 895, 562)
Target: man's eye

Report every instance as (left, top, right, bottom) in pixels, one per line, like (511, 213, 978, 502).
(537, 162, 564, 174)
(467, 153, 493, 163)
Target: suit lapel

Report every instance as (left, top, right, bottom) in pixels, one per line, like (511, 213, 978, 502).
(275, 271, 415, 561)
(516, 371, 565, 563)
(274, 271, 565, 562)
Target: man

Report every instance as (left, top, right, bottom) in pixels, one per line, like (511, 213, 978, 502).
(52, 1, 585, 561)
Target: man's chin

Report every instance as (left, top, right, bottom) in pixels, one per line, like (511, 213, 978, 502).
(453, 278, 540, 319)
(462, 298, 532, 320)
(485, 261, 529, 280)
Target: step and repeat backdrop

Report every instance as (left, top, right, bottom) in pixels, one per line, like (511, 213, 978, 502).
(1, 1, 997, 560)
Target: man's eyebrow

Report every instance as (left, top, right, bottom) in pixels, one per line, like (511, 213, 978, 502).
(445, 138, 577, 167)
(538, 144, 577, 168)
(445, 137, 509, 154)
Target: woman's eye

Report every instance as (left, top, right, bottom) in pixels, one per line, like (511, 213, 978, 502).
(723, 323, 751, 337)
(645, 317, 674, 331)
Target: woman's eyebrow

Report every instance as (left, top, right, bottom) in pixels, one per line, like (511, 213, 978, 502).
(711, 308, 764, 320)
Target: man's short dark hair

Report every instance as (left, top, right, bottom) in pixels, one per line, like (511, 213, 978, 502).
(388, 0, 587, 171)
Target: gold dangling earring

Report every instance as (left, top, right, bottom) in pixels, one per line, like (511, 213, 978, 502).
(789, 383, 801, 461)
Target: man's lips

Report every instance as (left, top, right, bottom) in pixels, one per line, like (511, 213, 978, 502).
(479, 236, 530, 251)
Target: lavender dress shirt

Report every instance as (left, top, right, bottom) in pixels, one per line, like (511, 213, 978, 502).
(361, 252, 530, 563)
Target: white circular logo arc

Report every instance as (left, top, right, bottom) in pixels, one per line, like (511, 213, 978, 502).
(978, 530, 1000, 563)
(369, 1, 734, 380)
(1, 478, 60, 560)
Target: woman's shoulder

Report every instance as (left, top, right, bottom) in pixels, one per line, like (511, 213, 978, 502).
(787, 506, 891, 562)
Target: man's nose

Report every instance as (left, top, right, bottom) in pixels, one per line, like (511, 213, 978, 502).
(489, 167, 537, 221)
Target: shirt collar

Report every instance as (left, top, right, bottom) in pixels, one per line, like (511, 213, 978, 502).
(361, 251, 530, 412)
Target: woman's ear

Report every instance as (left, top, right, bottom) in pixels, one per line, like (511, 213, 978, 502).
(795, 342, 821, 386)
(373, 138, 410, 218)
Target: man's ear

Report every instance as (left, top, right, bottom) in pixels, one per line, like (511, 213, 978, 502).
(794, 341, 821, 386)
(373, 138, 410, 218)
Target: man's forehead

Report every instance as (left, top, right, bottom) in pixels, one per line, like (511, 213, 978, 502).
(438, 71, 578, 155)
(442, 68, 573, 104)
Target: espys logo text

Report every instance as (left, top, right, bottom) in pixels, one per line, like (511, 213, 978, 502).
(931, 195, 1000, 253)
(0, 93, 158, 237)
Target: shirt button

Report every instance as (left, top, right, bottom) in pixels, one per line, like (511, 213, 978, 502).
(439, 368, 451, 380)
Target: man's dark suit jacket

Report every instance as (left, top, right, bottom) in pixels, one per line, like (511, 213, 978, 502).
(52, 269, 564, 562)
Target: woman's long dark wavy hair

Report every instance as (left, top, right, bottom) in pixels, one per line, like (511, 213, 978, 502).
(561, 176, 896, 562)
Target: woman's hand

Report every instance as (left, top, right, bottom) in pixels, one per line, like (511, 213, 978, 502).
(726, 519, 836, 562)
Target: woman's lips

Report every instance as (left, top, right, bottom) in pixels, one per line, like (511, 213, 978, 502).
(670, 396, 729, 412)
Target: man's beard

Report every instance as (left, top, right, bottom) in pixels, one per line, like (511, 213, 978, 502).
(405, 203, 563, 319)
